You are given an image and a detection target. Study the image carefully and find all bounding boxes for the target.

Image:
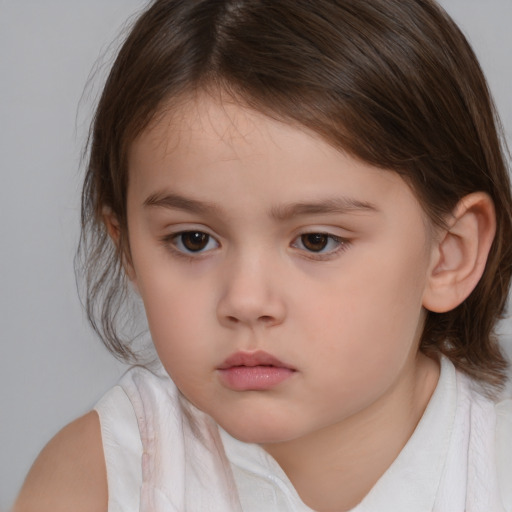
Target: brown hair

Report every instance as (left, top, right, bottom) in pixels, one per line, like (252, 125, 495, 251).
(79, 0, 512, 388)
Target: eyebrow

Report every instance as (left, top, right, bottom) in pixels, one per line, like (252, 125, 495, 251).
(144, 191, 378, 218)
(143, 192, 222, 215)
(270, 197, 379, 220)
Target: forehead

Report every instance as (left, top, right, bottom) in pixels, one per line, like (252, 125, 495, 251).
(131, 95, 332, 170)
(127, 94, 428, 228)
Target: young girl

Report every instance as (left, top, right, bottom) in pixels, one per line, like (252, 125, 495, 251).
(15, 0, 512, 511)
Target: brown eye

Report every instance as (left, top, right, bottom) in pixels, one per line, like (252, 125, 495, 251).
(292, 232, 346, 256)
(176, 231, 214, 252)
(301, 233, 329, 252)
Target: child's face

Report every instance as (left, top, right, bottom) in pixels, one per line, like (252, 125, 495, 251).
(125, 96, 438, 444)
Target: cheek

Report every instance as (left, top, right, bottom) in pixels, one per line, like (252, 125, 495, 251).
(143, 286, 216, 399)
(296, 245, 429, 378)
(143, 285, 210, 346)
(130, 251, 215, 371)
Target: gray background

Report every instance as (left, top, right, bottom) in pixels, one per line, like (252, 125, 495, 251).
(1, 1, 511, 509)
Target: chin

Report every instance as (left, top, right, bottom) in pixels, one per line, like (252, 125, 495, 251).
(217, 415, 302, 445)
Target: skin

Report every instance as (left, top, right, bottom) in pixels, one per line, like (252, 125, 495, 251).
(124, 96, 441, 510)
(16, 95, 496, 511)
(13, 411, 107, 512)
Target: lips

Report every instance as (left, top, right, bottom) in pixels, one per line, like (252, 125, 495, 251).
(217, 350, 296, 391)
(218, 350, 294, 370)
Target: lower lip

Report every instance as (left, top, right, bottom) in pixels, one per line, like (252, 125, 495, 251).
(217, 366, 295, 391)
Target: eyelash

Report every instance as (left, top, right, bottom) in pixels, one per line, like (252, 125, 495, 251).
(291, 233, 349, 260)
(160, 230, 350, 260)
(161, 231, 219, 259)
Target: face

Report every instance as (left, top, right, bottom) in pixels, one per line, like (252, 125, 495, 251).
(125, 96, 438, 444)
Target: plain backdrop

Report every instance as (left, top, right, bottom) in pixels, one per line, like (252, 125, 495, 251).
(1, 1, 511, 509)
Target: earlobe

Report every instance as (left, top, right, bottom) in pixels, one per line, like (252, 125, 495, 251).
(102, 207, 139, 288)
(422, 192, 496, 313)
(103, 207, 122, 245)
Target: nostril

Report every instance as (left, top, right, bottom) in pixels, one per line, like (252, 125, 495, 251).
(259, 315, 274, 323)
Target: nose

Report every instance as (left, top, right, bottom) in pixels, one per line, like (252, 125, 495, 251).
(216, 252, 286, 329)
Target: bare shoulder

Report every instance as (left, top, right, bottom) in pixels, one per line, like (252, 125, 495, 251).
(14, 410, 108, 512)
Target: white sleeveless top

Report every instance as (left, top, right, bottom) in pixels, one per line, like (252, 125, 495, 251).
(95, 357, 512, 511)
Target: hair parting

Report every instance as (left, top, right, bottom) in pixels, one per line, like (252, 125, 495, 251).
(78, 0, 512, 390)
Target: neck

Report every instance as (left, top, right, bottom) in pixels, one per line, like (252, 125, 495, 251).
(262, 353, 439, 512)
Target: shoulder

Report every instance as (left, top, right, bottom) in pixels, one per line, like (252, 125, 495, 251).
(13, 411, 107, 512)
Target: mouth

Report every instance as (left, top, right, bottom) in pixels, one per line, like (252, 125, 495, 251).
(218, 350, 294, 370)
(217, 350, 296, 391)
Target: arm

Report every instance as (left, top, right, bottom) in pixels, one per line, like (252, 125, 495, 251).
(13, 411, 108, 512)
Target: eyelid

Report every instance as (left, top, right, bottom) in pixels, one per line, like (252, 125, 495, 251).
(291, 231, 351, 260)
(158, 225, 351, 261)
(160, 228, 221, 258)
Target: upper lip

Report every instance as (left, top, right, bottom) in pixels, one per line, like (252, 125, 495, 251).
(218, 350, 295, 370)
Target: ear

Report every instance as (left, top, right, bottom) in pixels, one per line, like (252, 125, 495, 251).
(422, 192, 496, 313)
(102, 207, 139, 289)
